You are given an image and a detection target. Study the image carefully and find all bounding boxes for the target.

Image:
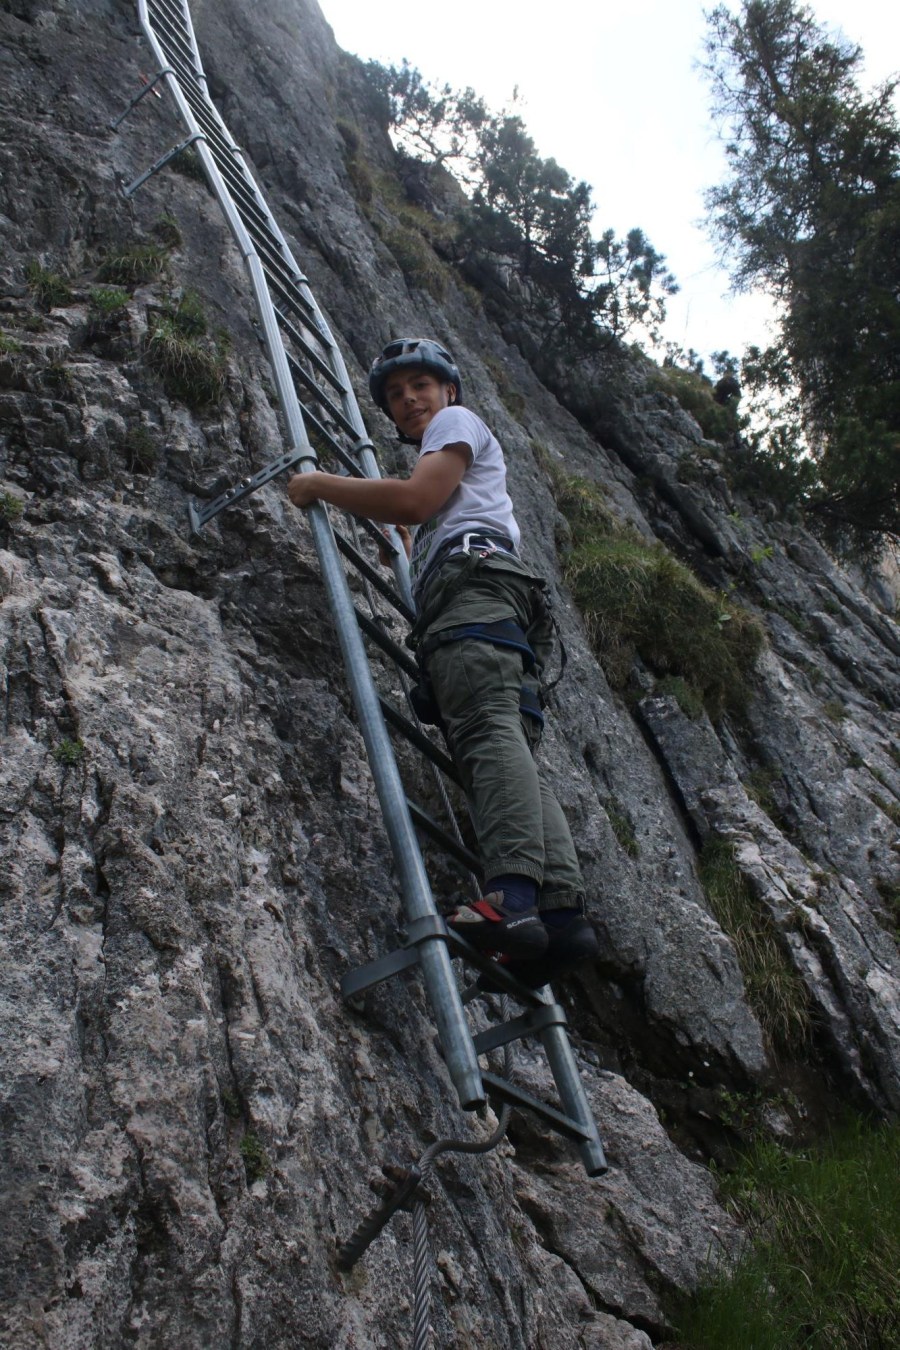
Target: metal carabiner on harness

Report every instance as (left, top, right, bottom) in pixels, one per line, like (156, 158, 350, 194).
(460, 532, 498, 557)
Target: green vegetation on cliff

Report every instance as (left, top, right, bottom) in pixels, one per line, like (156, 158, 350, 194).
(546, 464, 765, 717)
(677, 1119, 900, 1349)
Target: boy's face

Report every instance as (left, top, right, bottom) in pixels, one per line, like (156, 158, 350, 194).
(383, 368, 454, 441)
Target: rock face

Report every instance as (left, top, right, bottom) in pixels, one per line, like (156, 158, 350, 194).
(0, 1, 897, 1346)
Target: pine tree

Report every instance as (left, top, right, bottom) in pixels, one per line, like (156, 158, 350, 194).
(364, 61, 676, 355)
(704, 0, 900, 552)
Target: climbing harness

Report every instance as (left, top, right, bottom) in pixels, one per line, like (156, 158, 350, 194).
(112, 2, 607, 1340)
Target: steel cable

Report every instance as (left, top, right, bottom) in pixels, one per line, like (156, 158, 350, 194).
(408, 1094, 512, 1349)
(411, 1200, 432, 1350)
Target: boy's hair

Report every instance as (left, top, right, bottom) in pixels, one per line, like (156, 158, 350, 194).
(368, 338, 463, 414)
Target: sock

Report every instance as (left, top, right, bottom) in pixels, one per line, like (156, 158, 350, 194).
(486, 874, 538, 913)
(540, 906, 581, 929)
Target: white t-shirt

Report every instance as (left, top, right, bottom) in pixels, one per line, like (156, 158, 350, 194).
(408, 406, 520, 594)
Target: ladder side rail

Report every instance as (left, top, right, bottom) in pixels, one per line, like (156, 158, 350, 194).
(282, 271, 415, 613)
(534, 999, 608, 1176)
(312, 525, 483, 1110)
(135, 7, 306, 456)
(147, 0, 414, 609)
(147, 8, 319, 310)
(135, 0, 484, 1114)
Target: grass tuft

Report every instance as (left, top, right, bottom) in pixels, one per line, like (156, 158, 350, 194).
(144, 292, 227, 407)
(874, 878, 900, 936)
(53, 738, 85, 766)
(1, 491, 24, 521)
(655, 674, 705, 720)
(25, 261, 74, 310)
(570, 529, 763, 716)
(221, 1088, 242, 1120)
(484, 355, 526, 419)
(151, 214, 183, 248)
(872, 794, 900, 829)
(698, 837, 811, 1054)
(676, 1119, 900, 1349)
(743, 765, 786, 827)
(168, 289, 207, 337)
(87, 287, 129, 338)
(604, 794, 639, 857)
(239, 1132, 269, 1183)
(98, 244, 168, 286)
(88, 286, 129, 318)
(121, 424, 159, 475)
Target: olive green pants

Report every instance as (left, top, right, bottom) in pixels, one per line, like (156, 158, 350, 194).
(418, 554, 584, 909)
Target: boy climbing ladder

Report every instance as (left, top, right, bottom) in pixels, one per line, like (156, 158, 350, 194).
(288, 338, 598, 987)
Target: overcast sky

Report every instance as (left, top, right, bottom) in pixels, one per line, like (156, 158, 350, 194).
(317, 0, 899, 369)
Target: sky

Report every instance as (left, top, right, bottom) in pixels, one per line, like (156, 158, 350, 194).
(317, 0, 899, 369)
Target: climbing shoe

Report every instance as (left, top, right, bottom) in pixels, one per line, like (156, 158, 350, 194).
(445, 892, 549, 959)
(477, 915, 599, 991)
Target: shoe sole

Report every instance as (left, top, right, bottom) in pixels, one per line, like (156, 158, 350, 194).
(478, 921, 598, 991)
(447, 914, 549, 960)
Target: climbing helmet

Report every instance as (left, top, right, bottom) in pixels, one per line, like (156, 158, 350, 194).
(368, 338, 462, 414)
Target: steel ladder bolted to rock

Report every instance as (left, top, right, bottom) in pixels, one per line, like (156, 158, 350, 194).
(114, 0, 607, 1177)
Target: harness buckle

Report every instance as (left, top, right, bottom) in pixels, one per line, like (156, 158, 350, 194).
(461, 532, 498, 557)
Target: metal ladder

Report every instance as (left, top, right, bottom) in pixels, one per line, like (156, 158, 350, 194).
(112, 0, 607, 1180)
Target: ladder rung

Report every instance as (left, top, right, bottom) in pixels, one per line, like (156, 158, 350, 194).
(149, 0, 192, 28)
(333, 530, 412, 619)
(286, 351, 357, 440)
(148, 0, 195, 47)
(379, 698, 460, 784)
(148, 10, 195, 65)
(274, 306, 345, 396)
(406, 798, 480, 875)
(265, 267, 324, 336)
(178, 81, 242, 154)
(200, 133, 287, 233)
(354, 608, 420, 678)
(294, 400, 367, 480)
(165, 79, 323, 326)
(147, 0, 193, 46)
(472, 1002, 567, 1055)
(481, 1073, 596, 1146)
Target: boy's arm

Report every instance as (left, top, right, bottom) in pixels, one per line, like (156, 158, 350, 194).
(287, 443, 469, 525)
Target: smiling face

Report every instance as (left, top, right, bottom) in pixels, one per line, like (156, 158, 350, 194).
(383, 368, 455, 441)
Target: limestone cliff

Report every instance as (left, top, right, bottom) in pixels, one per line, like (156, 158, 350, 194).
(1, 1, 897, 1346)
